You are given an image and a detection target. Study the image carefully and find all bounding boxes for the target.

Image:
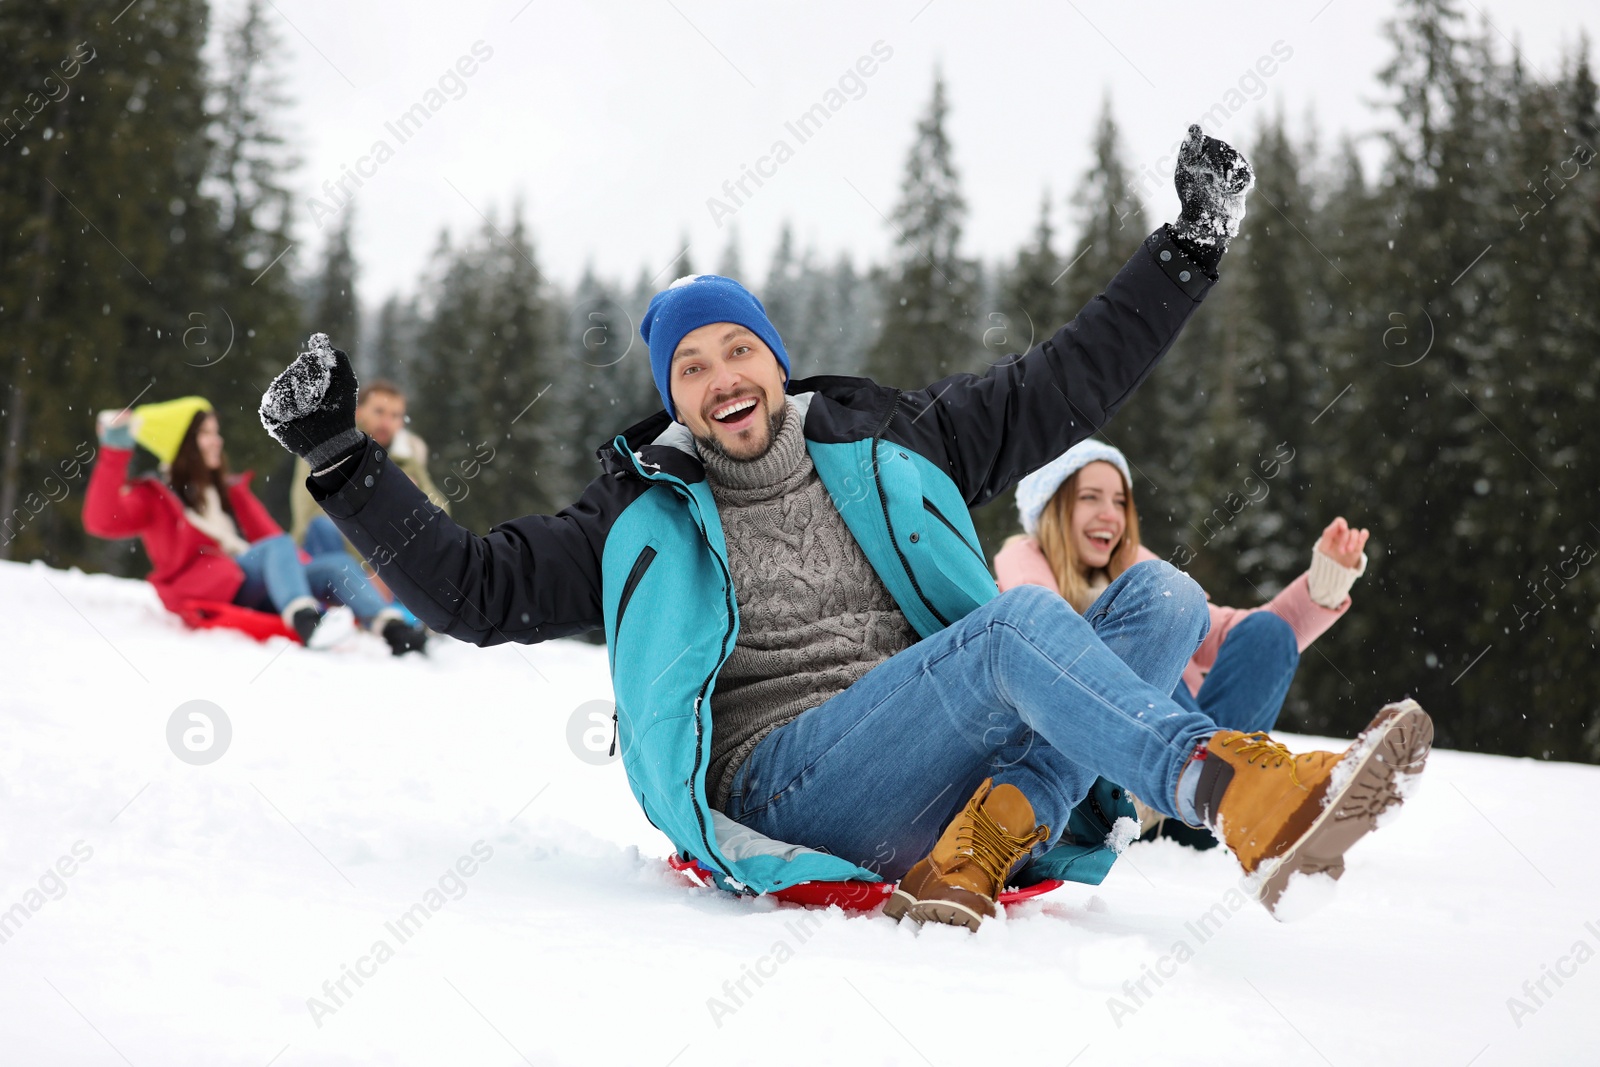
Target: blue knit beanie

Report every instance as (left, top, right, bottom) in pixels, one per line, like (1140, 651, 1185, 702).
(640, 274, 790, 419)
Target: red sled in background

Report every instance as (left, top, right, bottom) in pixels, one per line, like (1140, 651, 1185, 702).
(176, 598, 301, 643)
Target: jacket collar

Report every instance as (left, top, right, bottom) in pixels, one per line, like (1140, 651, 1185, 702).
(386, 427, 419, 461)
(598, 390, 821, 481)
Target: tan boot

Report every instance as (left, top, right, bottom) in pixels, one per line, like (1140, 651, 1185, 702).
(1186, 699, 1433, 916)
(883, 779, 1050, 931)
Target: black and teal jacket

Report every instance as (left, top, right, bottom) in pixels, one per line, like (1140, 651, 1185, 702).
(311, 227, 1214, 895)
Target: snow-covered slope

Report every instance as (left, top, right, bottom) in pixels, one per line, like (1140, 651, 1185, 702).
(2, 559, 1595, 1066)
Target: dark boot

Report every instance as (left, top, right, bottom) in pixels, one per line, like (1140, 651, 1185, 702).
(289, 606, 321, 645)
(380, 617, 427, 656)
(284, 599, 356, 649)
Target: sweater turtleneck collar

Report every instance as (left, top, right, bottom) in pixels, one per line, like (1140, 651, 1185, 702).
(697, 397, 807, 499)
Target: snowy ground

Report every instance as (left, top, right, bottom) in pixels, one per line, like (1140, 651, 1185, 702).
(3, 558, 1597, 1066)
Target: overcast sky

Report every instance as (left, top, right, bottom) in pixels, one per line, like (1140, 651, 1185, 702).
(221, 0, 1595, 305)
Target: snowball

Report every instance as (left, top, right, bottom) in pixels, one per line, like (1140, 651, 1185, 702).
(1105, 815, 1141, 854)
(667, 274, 704, 289)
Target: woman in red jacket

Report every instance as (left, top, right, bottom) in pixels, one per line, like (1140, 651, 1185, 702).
(84, 396, 425, 654)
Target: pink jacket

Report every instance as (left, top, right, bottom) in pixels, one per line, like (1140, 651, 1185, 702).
(992, 538, 1351, 697)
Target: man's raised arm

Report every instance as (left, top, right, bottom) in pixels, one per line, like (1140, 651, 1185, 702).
(260, 334, 615, 646)
(893, 126, 1255, 508)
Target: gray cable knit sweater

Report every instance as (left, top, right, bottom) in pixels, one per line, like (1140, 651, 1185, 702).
(699, 398, 919, 811)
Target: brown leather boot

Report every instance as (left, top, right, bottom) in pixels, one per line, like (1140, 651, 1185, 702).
(883, 779, 1050, 931)
(1185, 699, 1433, 916)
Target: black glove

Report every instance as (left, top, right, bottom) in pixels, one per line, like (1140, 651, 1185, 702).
(1170, 124, 1254, 276)
(259, 332, 364, 470)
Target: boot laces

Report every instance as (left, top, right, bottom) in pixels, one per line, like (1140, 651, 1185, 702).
(954, 801, 1050, 892)
(1222, 733, 1309, 790)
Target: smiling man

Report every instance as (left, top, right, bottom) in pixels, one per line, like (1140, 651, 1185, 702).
(656, 299, 789, 463)
(261, 127, 1432, 930)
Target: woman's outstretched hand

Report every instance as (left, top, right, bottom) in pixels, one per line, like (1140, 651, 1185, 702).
(95, 409, 136, 448)
(1316, 517, 1369, 568)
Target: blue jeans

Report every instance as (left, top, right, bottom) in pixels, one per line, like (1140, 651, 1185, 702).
(1171, 612, 1300, 733)
(304, 516, 419, 625)
(233, 533, 387, 622)
(303, 514, 348, 558)
(723, 562, 1219, 881)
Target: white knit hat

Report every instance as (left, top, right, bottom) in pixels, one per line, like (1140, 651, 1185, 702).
(1015, 439, 1133, 537)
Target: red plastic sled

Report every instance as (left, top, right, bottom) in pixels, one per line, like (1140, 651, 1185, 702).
(668, 854, 1063, 912)
(176, 599, 301, 643)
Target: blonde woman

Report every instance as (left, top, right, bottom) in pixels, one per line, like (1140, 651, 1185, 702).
(995, 439, 1369, 736)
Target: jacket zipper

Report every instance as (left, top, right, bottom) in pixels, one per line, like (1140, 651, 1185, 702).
(686, 500, 741, 887)
(614, 545, 656, 635)
(1088, 788, 1111, 834)
(922, 497, 986, 565)
(871, 396, 951, 629)
(620, 449, 739, 889)
(610, 545, 658, 756)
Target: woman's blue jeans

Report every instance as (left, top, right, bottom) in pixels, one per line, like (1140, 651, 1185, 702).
(723, 561, 1220, 881)
(302, 514, 348, 559)
(304, 516, 418, 625)
(233, 533, 386, 622)
(1170, 612, 1301, 734)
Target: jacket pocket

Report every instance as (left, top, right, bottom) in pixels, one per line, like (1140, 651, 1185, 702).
(615, 545, 657, 633)
(921, 497, 984, 564)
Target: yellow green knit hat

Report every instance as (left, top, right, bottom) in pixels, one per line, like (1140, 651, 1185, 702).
(132, 396, 213, 465)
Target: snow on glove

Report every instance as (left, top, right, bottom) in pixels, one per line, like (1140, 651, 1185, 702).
(1170, 124, 1255, 276)
(259, 332, 364, 469)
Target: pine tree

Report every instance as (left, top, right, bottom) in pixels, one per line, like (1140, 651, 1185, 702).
(865, 70, 979, 387)
(1222, 114, 1322, 582)
(551, 267, 649, 499)
(1378, 0, 1469, 187)
(1348, 0, 1505, 750)
(1061, 97, 1142, 317)
(1001, 192, 1068, 345)
(204, 0, 304, 521)
(821, 254, 877, 378)
(1466, 29, 1600, 761)
(762, 222, 805, 359)
(309, 208, 360, 354)
(1574, 34, 1599, 143)
(670, 232, 695, 281)
(368, 294, 423, 392)
(1, 0, 239, 568)
(620, 264, 673, 421)
(411, 203, 559, 528)
(795, 253, 850, 378)
(716, 227, 743, 280)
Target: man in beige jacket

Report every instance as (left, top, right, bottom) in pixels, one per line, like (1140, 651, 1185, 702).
(291, 380, 449, 595)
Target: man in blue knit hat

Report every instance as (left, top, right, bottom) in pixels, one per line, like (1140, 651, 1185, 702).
(262, 127, 1433, 931)
(639, 273, 792, 463)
